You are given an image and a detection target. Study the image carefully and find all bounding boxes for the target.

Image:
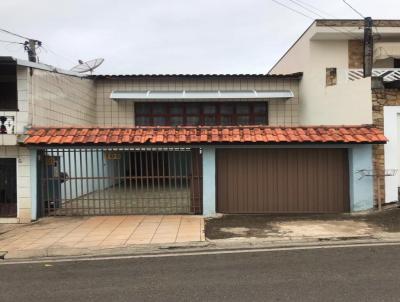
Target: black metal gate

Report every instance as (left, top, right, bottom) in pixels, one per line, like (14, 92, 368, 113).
(37, 147, 202, 216)
(0, 158, 17, 217)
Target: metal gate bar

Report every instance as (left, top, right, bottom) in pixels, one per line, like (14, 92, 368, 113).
(38, 147, 203, 216)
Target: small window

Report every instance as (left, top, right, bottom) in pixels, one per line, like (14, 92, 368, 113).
(135, 104, 151, 115)
(220, 104, 234, 114)
(326, 67, 337, 86)
(186, 103, 200, 114)
(0, 61, 18, 111)
(237, 104, 250, 114)
(170, 104, 183, 114)
(203, 104, 216, 114)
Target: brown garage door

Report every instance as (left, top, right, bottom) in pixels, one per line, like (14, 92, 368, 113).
(217, 149, 349, 213)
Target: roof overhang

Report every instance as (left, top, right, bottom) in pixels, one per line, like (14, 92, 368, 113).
(22, 126, 387, 146)
(110, 90, 294, 101)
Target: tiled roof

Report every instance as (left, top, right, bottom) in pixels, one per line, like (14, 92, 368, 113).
(23, 126, 387, 145)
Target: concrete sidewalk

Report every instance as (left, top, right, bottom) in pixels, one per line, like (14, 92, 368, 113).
(205, 206, 400, 243)
(0, 215, 205, 259)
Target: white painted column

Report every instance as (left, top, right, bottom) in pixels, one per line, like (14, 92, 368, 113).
(348, 145, 374, 211)
(30, 149, 37, 220)
(202, 147, 216, 216)
(384, 106, 400, 203)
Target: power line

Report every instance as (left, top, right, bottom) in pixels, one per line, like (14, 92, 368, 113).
(287, 0, 326, 19)
(294, 0, 337, 19)
(270, 0, 361, 39)
(39, 45, 76, 65)
(270, 0, 314, 20)
(0, 39, 24, 45)
(0, 27, 31, 40)
(342, 0, 365, 18)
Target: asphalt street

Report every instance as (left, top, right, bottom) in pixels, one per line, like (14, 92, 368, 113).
(1, 244, 400, 302)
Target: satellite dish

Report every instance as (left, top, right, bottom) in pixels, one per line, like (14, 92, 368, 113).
(70, 58, 104, 74)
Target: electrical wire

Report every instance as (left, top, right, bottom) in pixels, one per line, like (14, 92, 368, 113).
(0, 27, 30, 40)
(0, 39, 24, 45)
(287, 0, 326, 19)
(270, 0, 314, 20)
(270, 0, 361, 39)
(294, 0, 338, 19)
(39, 45, 77, 65)
(342, 0, 365, 18)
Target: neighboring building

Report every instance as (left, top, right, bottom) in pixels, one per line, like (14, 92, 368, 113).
(270, 19, 400, 207)
(0, 48, 385, 222)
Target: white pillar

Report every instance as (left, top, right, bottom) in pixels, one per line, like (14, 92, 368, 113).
(30, 149, 37, 220)
(202, 147, 216, 216)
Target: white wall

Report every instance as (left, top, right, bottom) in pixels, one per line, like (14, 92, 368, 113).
(270, 25, 372, 126)
(383, 106, 400, 203)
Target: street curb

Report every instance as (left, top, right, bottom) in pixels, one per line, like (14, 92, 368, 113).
(2, 236, 400, 262)
(1, 241, 211, 260)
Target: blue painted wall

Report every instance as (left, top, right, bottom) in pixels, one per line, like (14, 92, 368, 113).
(348, 145, 374, 211)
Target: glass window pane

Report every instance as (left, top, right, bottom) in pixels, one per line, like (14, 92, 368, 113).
(236, 104, 250, 114)
(186, 103, 200, 114)
(221, 116, 232, 126)
(135, 104, 151, 114)
(204, 116, 216, 125)
(237, 115, 250, 125)
(220, 103, 234, 114)
(170, 104, 183, 114)
(153, 104, 166, 114)
(135, 116, 151, 126)
(154, 116, 166, 125)
(254, 115, 267, 125)
(186, 116, 200, 125)
(253, 103, 267, 114)
(170, 116, 184, 126)
(203, 104, 216, 114)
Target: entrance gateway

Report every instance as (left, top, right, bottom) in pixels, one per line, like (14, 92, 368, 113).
(0, 158, 17, 217)
(37, 147, 202, 217)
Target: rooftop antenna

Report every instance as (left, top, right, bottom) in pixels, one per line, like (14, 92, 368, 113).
(70, 58, 104, 74)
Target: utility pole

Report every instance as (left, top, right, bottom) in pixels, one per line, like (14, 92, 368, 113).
(363, 17, 373, 78)
(24, 39, 41, 62)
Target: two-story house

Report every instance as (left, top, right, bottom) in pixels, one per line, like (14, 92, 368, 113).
(270, 19, 400, 208)
(0, 50, 385, 223)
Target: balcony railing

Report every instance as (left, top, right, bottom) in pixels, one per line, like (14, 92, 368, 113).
(347, 68, 400, 82)
(0, 116, 15, 134)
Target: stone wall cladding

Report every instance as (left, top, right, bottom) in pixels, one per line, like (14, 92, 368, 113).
(372, 89, 400, 205)
(348, 40, 364, 69)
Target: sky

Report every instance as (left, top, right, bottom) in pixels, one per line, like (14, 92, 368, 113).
(0, 0, 399, 74)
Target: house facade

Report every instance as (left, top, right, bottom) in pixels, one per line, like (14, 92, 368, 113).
(270, 19, 400, 207)
(0, 46, 385, 222)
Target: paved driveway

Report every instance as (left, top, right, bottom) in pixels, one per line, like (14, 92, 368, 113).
(0, 215, 204, 258)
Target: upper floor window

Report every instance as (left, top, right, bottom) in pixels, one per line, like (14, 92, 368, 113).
(0, 61, 17, 111)
(135, 102, 268, 126)
(326, 67, 337, 86)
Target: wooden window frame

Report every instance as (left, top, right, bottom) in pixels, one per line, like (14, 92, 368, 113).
(135, 102, 268, 126)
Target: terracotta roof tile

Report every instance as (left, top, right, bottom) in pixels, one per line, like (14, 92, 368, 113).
(22, 126, 387, 146)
